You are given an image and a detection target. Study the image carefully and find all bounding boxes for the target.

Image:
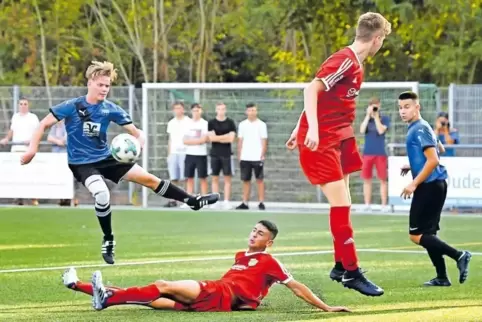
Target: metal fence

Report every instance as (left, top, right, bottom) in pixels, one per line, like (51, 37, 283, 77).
(141, 83, 440, 206)
(0, 84, 478, 207)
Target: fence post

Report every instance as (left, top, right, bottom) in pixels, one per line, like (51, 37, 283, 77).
(141, 85, 149, 208)
(13, 85, 19, 113)
(448, 83, 455, 126)
(128, 85, 135, 205)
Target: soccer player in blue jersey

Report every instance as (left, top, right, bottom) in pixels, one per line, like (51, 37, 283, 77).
(398, 91, 471, 286)
(20, 61, 220, 265)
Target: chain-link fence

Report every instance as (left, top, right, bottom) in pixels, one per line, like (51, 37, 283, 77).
(142, 83, 441, 206)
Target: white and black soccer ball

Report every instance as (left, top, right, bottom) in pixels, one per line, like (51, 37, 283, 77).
(110, 133, 141, 163)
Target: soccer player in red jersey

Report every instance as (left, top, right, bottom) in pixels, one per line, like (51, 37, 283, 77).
(285, 12, 391, 297)
(62, 220, 350, 313)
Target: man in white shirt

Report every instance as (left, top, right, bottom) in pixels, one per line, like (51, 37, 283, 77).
(0, 98, 40, 205)
(236, 103, 268, 210)
(166, 101, 191, 207)
(183, 103, 209, 197)
(1, 98, 40, 152)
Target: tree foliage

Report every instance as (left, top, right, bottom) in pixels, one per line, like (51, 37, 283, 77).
(0, 0, 480, 86)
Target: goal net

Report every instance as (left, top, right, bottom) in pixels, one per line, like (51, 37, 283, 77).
(140, 82, 420, 209)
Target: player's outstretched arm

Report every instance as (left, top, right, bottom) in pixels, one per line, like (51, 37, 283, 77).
(285, 279, 350, 313)
(21, 113, 58, 165)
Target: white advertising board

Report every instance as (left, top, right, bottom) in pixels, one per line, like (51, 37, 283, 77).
(0, 152, 74, 199)
(389, 156, 482, 207)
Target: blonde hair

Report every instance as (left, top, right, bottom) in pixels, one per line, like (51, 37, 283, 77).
(356, 12, 391, 42)
(85, 61, 118, 82)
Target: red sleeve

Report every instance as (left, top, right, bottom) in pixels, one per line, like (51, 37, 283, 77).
(266, 257, 293, 284)
(315, 54, 355, 91)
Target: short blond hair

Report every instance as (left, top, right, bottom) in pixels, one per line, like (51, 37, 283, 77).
(85, 61, 118, 82)
(356, 12, 391, 41)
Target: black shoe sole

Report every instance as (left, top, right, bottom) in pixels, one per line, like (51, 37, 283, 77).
(102, 255, 115, 265)
(458, 252, 472, 284)
(423, 283, 451, 287)
(342, 283, 384, 297)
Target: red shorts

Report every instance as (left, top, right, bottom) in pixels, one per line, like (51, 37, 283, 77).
(173, 280, 233, 312)
(361, 155, 388, 180)
(299, 137, 362, 185)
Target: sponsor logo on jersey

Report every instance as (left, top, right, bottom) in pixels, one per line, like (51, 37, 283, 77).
(83, 121, 101, 137)
(346, 88, 359, 98)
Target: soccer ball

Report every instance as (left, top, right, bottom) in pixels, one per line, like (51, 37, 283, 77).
(110, 133, 141, 163)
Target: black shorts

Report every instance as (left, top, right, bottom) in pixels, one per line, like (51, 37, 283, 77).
(69, 156, 135, 185)
(409, 180, 447, 235)
(240, 161, 264, 181)
(210, 155, 232, 176)
(185, 155, 208, 179)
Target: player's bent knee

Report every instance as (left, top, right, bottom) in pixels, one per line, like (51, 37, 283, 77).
(85, 175, 110, 207)
(95, 190, 110, 208)
(409, 234, 422, 244)
(154, 280, 170, 292)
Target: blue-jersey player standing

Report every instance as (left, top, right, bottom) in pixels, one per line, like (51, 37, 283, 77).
(398, 91, 471, 287)
(21, 61, 220, 265)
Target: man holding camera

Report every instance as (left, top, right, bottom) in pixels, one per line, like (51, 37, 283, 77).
(360, 97, 390, 212)
(434, 112, 459, 157)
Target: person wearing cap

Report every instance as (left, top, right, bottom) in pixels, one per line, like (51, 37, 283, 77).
(434, 112, 459, 157)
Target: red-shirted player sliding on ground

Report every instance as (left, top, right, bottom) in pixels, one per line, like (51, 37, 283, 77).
(286, 12, 391, 297)
(62, 220, 350, 313)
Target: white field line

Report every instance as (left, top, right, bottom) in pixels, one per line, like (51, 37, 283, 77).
(0, 248, 479, 274)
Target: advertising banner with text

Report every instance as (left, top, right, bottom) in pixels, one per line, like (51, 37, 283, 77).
(389, 156, 482, 207)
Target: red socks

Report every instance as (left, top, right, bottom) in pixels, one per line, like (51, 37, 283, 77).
(74, 281, 93, 295)
(329, 212, 343, 263)
(106, 284, 161, 306)
(329, 206, 359, 271)
(73, 281, 122, 296)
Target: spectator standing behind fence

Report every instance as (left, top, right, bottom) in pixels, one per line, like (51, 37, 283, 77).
(182, 103, 209, 202)
(208, 102, 236, 210)
(236, 103, 268, 210)
(166, 102, 191, 207)
(434, 112, 459, 157)
(47, 120, 79, 207)
(0, 98, 39, 206)
(359, 97, 390, 212)
(1, 98, 39, 152)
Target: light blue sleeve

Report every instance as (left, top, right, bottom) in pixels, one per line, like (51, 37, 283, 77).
(50, 100, 75, 121)
(417, 125, 437, 150)
(110, 104, 133, 126)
